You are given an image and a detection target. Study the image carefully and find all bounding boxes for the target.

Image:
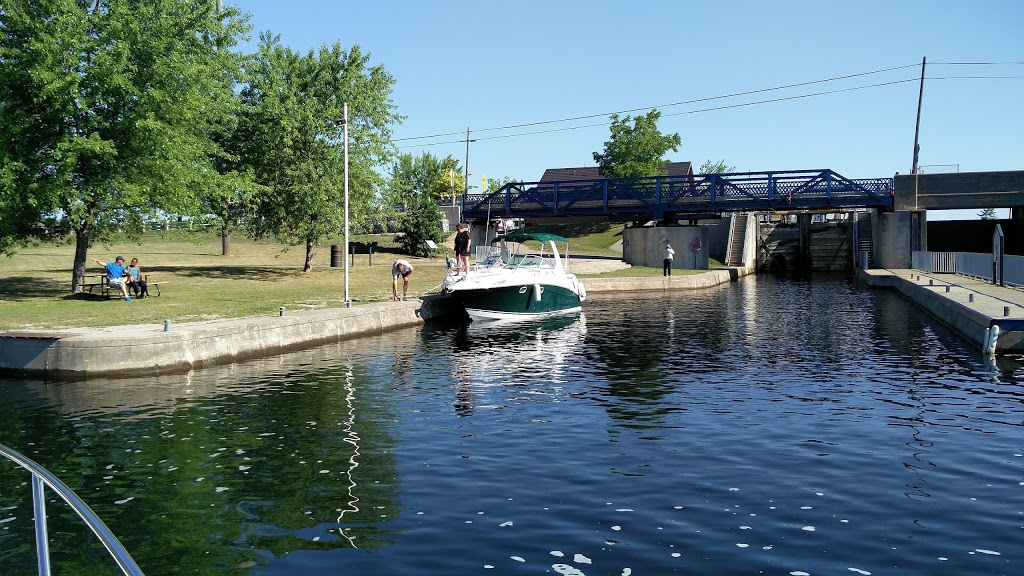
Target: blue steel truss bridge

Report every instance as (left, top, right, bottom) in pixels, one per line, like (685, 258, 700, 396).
(462, 169, 894, 222)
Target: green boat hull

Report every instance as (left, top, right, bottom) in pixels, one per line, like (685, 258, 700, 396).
(449, 283, 582, 321)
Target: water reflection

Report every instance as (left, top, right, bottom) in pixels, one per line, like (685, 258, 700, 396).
(1, 276, 1023, 575)
(0, 335, 419, 573)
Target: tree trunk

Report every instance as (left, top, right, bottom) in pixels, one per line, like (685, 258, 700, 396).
(71, 226, 92, 294)
(303, 238, 314, 272)
(221, 226, 231, 256)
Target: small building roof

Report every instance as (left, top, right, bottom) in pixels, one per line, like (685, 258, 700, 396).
(539, 161, 692, 182)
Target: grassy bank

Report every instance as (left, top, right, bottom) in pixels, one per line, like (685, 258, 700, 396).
(0, 223, 717, 331)
(0, 231, 452, 331)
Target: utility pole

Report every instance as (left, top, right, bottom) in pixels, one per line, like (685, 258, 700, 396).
(464, 127, 471, 197)
(911, 56, 926, 208)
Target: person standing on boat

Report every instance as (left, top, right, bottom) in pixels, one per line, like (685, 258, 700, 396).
(663, 243, 675, 276)
(392, 259, 414, 301)
(454, 223, 471, 276)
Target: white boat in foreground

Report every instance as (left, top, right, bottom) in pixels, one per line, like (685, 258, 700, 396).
(442, 232, 587, 322)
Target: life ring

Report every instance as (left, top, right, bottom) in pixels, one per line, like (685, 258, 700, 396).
(691, 238, 703, 252)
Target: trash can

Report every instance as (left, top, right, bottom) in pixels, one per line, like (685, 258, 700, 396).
(330, 244, 342, 268)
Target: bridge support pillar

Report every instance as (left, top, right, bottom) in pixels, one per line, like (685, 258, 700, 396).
(874, 210, 926, 269)
(798, 214, 812, 273)
(622, 225, 709, 270)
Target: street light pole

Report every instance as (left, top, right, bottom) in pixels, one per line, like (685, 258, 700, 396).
(343, 102, 350, 307)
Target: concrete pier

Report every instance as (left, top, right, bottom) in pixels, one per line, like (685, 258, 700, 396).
(0, 296, 457, 380)
(0, 268, 745, 380)
(859, 268, 1024, 353)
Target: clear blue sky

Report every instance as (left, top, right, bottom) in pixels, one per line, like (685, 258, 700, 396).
(233, 0, 1021, 216)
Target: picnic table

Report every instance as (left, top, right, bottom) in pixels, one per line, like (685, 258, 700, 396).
(80, 275, 163, 298)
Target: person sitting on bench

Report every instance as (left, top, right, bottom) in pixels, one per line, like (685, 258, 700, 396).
(126, 257, 150, 299)
(93, 255, 132, 301)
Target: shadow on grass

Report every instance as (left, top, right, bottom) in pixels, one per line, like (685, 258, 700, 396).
(3, 265, 300, 301)
(139, 265, 298, 281)
(0, 276, 76, 300)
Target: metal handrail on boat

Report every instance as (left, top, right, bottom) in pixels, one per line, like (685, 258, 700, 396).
(0, 443, 144, 576)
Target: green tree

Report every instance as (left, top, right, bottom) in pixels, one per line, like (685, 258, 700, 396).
(396, 192, 445, 257)
(0, 0, 250, 292)
(385, 152, 453, 257)
(978, 208, 997, 220)
(485, 176, 515, 193)
(699, 159, 736, 174)
(592, 109, 681, 178)
(237, 34, 400, 271)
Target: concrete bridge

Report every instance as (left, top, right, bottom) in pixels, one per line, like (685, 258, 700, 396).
(874, 170, 1024, 269)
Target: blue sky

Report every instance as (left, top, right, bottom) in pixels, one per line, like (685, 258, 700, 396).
(233, 1, 1021, 217)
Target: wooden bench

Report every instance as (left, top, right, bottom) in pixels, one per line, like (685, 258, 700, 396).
(81, 275, 162, 298)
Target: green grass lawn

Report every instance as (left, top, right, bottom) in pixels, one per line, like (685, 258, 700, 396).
(0, 225, 720, 331)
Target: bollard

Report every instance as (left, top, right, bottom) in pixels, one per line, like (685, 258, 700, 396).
(163, 319, 171, 332)
(929, 279, 934, 286)
(969, 293, 975, 303)
(1004, 306, 1011, 317)
(279, 307, 285, 317)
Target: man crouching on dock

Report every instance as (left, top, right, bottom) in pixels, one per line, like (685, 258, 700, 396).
(392, 260, 413, 301)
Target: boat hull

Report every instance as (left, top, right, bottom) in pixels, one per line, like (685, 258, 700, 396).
(447, 283, 582, 322)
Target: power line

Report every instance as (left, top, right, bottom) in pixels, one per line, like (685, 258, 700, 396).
(397, 73, 1021, 150)
(399, 78, 920, 148)
(929, 61, 1024, 65)
(394, 63, 921, 142)
(927, 75, 1024, 80)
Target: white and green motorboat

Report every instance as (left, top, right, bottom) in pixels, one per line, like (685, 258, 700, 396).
(442, 232, 587, 322)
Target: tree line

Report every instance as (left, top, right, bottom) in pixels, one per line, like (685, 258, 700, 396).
(1, 1, 705, 293)
(1, 0, 423, 291)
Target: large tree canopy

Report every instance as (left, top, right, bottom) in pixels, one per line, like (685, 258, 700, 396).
(592, 109, 681, 179)
(236, 33, 401, 271)
(0, 0, 250, 292)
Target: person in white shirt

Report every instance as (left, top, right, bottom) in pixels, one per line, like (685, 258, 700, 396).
(663, 243, 675, 276)
(392, 260, 414, 301)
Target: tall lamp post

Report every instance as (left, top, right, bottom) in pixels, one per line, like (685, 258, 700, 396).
(342, 103, 350, 307)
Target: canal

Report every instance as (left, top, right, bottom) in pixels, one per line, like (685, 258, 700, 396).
(1, 275, 1021, 575)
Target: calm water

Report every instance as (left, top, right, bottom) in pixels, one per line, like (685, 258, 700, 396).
(1, 275, 1022, 575)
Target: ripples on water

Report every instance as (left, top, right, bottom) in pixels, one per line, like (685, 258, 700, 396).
(0, 275, 1022, 575)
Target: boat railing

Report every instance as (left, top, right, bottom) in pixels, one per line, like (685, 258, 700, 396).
(0, 443, 144, 576)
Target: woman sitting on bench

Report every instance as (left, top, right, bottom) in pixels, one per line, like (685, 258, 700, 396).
(126, 257, 150, 299)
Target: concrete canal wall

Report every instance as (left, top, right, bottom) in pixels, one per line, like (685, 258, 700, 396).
(0, 296, 457, 380)
(858, 268, 1024, 353)
(0, 269, 744, 380)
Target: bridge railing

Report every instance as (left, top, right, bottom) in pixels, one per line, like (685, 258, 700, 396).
(464, 169, 893, 219)
(0, 443, 144, 575)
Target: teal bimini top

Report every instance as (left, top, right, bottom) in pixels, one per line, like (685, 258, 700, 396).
(491, 232, 568, 244)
